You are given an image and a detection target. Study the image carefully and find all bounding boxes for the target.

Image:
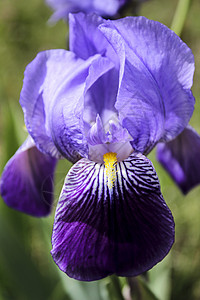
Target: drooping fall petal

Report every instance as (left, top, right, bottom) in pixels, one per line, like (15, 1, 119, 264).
(0, 137, 57, 216)
(51, 152, 174, 280)
(157, 126, 200, 194)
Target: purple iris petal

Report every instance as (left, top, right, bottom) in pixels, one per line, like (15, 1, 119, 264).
(46, 0, 127, 23)
(157, 126, 200, 194)
(84, 68, 119, 128)
(51, 54, 115, 159)
(87, 114, 108, 145)
(51, 152, 174, 280)
(69, 13, 118, 65)
(0, 137, 57, 217)
(99, 17, 195, 154)
(20, 50, 76, 160)
(87, 114, 131, 147)
(20, 50, 113, 162)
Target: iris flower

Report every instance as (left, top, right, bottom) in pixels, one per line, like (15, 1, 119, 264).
(1, 13, 199, 281)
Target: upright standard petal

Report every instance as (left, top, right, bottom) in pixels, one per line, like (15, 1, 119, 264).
(100, 16, 195, 154)
(0, 137, 57, 217)
(51, 152, 174, 281)
(157, 126, 200, 194)
(50, 54, 115, 160)
(20, 50, 79, 160)
(47, 0, 126, 23)
(69, 13, 118, 66)
(20, 50, 111, 162)
(83, 68, 119, 129)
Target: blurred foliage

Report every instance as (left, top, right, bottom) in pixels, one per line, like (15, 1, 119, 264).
(0, 0, 200, 299)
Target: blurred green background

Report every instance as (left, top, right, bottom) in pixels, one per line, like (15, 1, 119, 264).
(0, 0, 200, 299)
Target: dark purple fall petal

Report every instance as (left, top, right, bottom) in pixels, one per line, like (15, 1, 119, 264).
(0, 137, 57, 217)
(99, 16, 195, 154)
(51, 152, 174, 280)
(157, 126, 200, 194)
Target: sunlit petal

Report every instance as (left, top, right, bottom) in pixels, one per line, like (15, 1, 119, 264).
(100, 16, 195, 154)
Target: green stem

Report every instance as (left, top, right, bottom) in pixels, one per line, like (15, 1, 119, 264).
(170, 0, 191, 36)
(126, 277, 142, 300)
(110, 276, 125, 300)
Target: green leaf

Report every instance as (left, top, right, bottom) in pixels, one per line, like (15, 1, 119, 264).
(0, 204, 67, 300)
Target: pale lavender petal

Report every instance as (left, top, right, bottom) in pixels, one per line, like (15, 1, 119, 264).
(100, 17, 195, 154)
(51, 152, 174, 280)
(51, 55, 114, 159)
(47, 0, 126, 23)
(20, 50, 111, 162)
(157, 126, 200, 194)
(69, 13, 118, 65)
(84, 68, 119, 126)
(87, 114, 132, 146)
(87, 115, 108, 145)
(83, 55, 121, 145)
(0, 137, 57, 217)
(20, 50, 82, 161)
